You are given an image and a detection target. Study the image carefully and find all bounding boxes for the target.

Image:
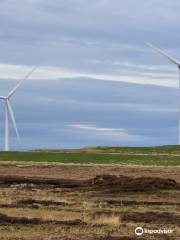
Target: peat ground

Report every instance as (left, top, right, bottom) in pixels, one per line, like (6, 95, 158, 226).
(0, 163, 179, 240)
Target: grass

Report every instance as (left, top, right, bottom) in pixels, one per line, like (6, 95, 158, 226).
(93, 145, 180, 153)
(0, 149, 179, 165)
(92, 214, 120, 226)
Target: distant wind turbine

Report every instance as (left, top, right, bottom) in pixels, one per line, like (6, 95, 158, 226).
(146, 42, 180, 145)
(0, 67, 37, 151)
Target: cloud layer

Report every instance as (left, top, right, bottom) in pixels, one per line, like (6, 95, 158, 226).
(0, 0, 180, 149)
(0, 78, 177, 149)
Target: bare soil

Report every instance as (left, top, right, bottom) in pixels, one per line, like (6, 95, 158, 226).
(0, 163, 179, 240)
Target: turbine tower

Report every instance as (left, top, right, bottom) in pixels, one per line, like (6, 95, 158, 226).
(146, 42, 180, 145)
(0, 67, 37, 151)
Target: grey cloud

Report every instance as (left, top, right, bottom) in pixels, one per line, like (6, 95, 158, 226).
(0, 1, 179, 148)
(0, 78, 178, 149)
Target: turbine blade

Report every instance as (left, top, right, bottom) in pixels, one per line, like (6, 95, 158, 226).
(0, 96, 6, 99)
(146, 42, 180, 66)
(6, 100, 19, 140)
(8, 66, 38, 98)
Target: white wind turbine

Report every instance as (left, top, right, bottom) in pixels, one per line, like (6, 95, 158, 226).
(0, 67, 37, 151)
(146, 42, 180, 145)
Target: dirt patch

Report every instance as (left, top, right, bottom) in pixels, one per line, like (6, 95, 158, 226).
(0, 175, 82, 188)
(96, 199, 180, 206)
(121, 211, 180, 224)
(0, 213, 86, 226)
(18, 198, 73, 207)
(89, 175, 180, 192)
(102, 237, 141, 240)
(0, 163, 179, 182)
(102, 237, 146, 240)
(102, 236, 170, 240)
(0, 174, 179, 193)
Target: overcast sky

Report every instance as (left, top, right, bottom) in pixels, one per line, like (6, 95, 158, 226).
(0, 0, 180, 150)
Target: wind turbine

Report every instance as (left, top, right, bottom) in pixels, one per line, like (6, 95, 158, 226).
(0, 67, 37, 151)
(146, 42, 180, 145)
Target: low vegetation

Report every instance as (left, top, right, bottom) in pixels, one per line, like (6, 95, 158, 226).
(0, 145, 180, 165)
(0, 163, 178, 239)
(0, 147, 179, 239)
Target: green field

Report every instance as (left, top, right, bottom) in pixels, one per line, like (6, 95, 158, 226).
(0, 145, 180, 165)
(93, 145, 180, 153)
